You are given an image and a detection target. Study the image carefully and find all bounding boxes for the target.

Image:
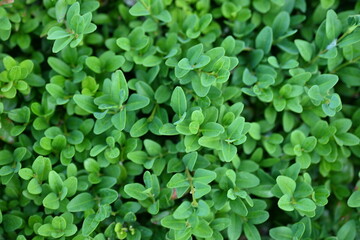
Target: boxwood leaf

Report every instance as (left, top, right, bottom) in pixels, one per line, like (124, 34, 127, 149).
(255, 26, 273, 54)
(126, 94, 150, 111)
(170, 86, 187, 116)
(73, 95, 98, 113)
(67, 193, 95, 212)
(347, 191, 360, 208)
(276, 176, 296, 196)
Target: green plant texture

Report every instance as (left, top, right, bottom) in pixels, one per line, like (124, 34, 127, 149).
(1, 0, 360, 239)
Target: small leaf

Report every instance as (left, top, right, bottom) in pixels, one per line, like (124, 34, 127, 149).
(167, 173, 190, 188)
(124, 183, 148, 200)
(73, 95, 98, 113)
(67, 193, 95, 212)
(98, 188, 118, 205)
(348, 191, 360, 208)
(43, 192, 60, 210)
(170, 86, 187, 116)
(276, 176, 296, 196)
(337, 220, 356, 240)
(326, 10, 337, 40)
(270, 226, 293, 240)
(130, 118, 149, 137)
(47, 57, 72, 77)
(126, 94, 150, 111)
(255, 26, 273, 54)
(82, 214, 100, 236)
(86, 56, 102, 73)
(295, 40, 313, 62)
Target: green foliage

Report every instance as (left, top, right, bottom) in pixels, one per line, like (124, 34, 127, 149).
(1, 0, 360, 239)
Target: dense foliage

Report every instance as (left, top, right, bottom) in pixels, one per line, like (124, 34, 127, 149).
(1, 0, 360, 239)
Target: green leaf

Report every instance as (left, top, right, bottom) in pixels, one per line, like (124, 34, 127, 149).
(3, 214, 23, 232)
(338, 67, 360, 87)
(127, 151, 148, 164)
(273, 11, 290, 38)
(278, 195, 294, 211)
(130, 118, 149, 137)
(321, 0, 335, 8)
(161, 215, 186, 230)
(155, 85, 171, 104)
(18, 168, 33, 180)
(55, 0, 67, 22)
(126, 94, 150, 111)
(73, 95, 98, 113)
(227, 117, 245, 140)
(144, 139, 162, 156)
(228, 213, 242, 240)
(255, 26, 273, 54)
(28, 178, 42, 195)
(270, 226, 293, 240)
(49, 170, 63, 192)
(124, 183, 148, 200)
(82, 214, 100, 236)
(170, 86, 187, 116)
(52, 36, 74, 53)
(347, 191, 360, 208)
(221, 141, 237, 162)
(249, 123, 261, 140)
(178, 58, 193, 70)
(111, 109, 126, 131)
(236, 172, 260, 188)
(338, 31, 360, 48)
(47, 57, 72, 77)
(295, 40, 313, 62)
(182, 152, 197, 171)
(129, 2, 150, 16)
(111, 70, 129, 103)
(37, 224, 54, 237)
(32, 156, 52, 181)
(43, 192, 60, 210)
(8, 107, 30, 123)
(173, 201, 193, 219)
(242, 68, 257, 86)
(192, 219, 213, 238)
(98, 188, 118, 205)
(201, 122, 224, 137)
(167, 173, 190, 188)
(86, 56, 102, 73)
(230, 198, 248, 216)
(326, 10, 337, 40)
(244, 223, 261, 240)
(293, 198, 316, 212)
(193, 169, 217, 184)
(337, 220, 356, 240)
(116, 37, 130, 51)
(247, 210, 269, 225)
(67, 193, 95, 212)
(276, 176, 296, 196)
(46, 83, 66, 99)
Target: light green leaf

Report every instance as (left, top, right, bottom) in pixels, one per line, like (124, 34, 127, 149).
(348, 191, 360, 208)
(170, 86, 187, 116)
(67, 193, 95, 212)
(295, 40, 313, 62)
(276, 176, 296, 196)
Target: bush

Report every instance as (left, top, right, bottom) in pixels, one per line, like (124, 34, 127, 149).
(1, 0, 360, 239)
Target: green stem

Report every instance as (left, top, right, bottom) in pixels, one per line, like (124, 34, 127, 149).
(307, 27, 357, 66)
(185, 168, 198, 207)
(330, 56, 360, 73)
(337, 25, 357, 43)
(147, 104, 158, 122)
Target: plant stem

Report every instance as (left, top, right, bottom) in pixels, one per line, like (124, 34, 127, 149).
(185, 168, 198, 207)
(330, 56, 360, 73)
